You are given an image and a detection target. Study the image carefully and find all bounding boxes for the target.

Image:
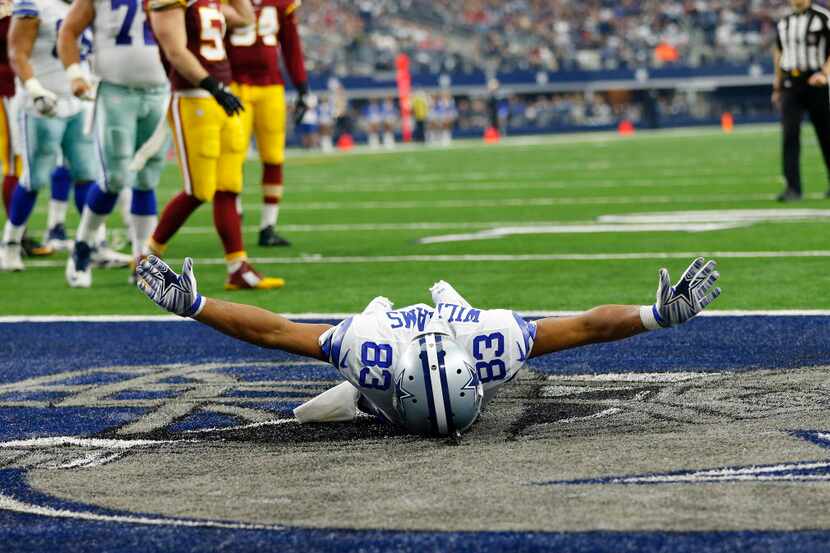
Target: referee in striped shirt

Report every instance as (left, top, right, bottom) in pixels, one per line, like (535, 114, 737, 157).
(773, 0, 830, 201)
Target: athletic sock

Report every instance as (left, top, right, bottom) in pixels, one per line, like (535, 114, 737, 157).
(75, 185, 118, 245)
(213, 190, 245, 265)
(2, 219, 25, 244)
(76, 208, 108, 245)
(73, 181, 93, 215)
(2, 175, 18, 216)
(260, 163, 283, 230)
(9, 186, 38, 227)
(130, 189, 157, 259)
(46, 199, 69, 230)
(118, 188, 132, 228)
(150, 191, 202, 253)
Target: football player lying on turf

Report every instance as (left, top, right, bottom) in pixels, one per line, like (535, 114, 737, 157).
(136, 256, 721, 436)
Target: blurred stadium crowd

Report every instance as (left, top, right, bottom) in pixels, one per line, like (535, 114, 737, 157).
(300, 0, 784, 77)
(291, 0, 786, 148)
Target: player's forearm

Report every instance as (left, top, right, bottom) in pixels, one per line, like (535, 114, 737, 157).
(8, 19, 37, 82)
(57, 0, 93, 68)
(279, 14, 307, 88)
(150, 9, 209, 85)
(194, 297, 330, 360)
(57, 28, 81, 68)
(530, 305, 645, 358)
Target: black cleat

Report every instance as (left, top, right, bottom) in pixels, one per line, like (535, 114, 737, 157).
(21, 233, 53, 257)
(258, 225, 291, 247)
(776, 188, 803, 202)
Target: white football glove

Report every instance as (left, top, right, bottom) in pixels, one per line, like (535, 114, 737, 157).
(640, 257, 721, 329)
(135, 256, 204, 317)
(24, 78, 58, 117)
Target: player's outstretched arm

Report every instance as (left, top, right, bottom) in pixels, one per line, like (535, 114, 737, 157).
(530, 257, 721, 358)
(136, 256, 330, 360)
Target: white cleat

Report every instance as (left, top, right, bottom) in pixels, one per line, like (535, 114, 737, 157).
(66, 241, 93, 288)
(91, 242, 132, 269)
(0, 243, 25, 272)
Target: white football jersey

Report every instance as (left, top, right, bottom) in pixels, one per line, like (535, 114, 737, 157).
(91, 0, 166, 87)
(12, 0, 92, 116)
(318, 283, 536, 425)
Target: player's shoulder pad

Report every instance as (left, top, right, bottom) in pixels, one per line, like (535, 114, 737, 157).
(147, 0, 185, 12)
(12, 0, 39, 19)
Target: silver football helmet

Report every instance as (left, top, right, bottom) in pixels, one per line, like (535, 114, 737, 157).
(392, 329, 483, 436)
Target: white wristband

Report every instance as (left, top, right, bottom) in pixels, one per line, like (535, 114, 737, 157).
(639, 305, 663, 331)
(65, 63, 86, 82)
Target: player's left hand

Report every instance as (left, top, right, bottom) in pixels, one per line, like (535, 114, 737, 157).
(135, 256, 204, 317)
(809, 72, 828, 87)
(643, 257, 721, 329)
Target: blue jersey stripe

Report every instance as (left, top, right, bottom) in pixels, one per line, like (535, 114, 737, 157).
(513, 312, 536, 353)
(328, 316, 353, 367)
(12, 0, 39, 17)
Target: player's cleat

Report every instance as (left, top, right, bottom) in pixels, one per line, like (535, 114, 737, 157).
(91, 241, 132, 269)
(0, 243, 25, 272)
(225, 261, 285, 291)
(258, 226, 291, 247)
(45, 223, 71, 252)
(21, 234, 53, 257)
(776, 188, 802, 202)
(66, 241, 93, 288)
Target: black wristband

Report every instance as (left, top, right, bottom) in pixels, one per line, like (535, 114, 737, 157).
(296, 82, 309, 96)
(199, 75, 222, 96)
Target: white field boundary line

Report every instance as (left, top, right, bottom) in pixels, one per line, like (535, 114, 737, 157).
(22, 249, 830, 270)
(3, 310, 830, 323)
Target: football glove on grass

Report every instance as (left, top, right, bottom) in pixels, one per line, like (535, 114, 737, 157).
(641, 257, 721, 329)
(136, 256, 204, 317)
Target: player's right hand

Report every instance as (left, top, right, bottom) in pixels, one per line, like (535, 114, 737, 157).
(642, 257, 721, 329)
(24, 78, 58, 117)
(70, 78, 94, 101)
(199, 76, 244, 116)
(135, 256, 205, 318)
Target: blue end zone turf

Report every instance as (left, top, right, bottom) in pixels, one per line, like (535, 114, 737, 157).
(0, 316, 828, 552)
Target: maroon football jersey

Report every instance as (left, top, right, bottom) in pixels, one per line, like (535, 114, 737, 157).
(0, 1, 15, 97)
(147, 0, 232, 91)
(226, 0, 306, 87)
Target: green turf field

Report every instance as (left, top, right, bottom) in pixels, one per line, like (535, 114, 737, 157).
(3, 124, 830, 315)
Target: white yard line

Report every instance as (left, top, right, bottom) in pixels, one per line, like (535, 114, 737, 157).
(3, 310, 830, 323)
(21, 249, 830, 270)
(34, 190, 807, 217)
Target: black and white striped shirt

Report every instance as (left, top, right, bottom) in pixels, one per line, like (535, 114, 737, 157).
(777, 4, 830, 72)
